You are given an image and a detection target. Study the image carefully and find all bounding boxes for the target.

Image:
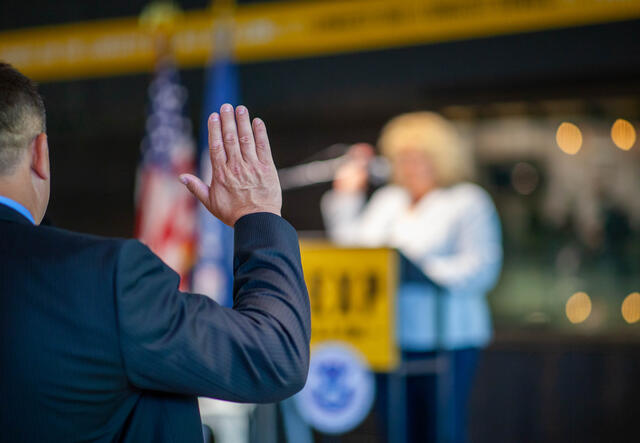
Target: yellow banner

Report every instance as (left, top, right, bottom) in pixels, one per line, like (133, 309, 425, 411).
(300, 244, 399, 372)
(1, 0, 639, 81)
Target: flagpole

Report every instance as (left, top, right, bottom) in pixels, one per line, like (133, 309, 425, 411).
(136, 1, 198, 291)
(210, 0, 236, 63)
(210, 0, 236, 14)
(139, 1, 184, 63)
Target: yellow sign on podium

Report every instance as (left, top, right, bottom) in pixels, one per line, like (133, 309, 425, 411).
(300, 243, 399, 372)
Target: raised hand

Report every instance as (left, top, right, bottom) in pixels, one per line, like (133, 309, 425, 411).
(333, 143, 375, 194)
(180, 104, 282, 226)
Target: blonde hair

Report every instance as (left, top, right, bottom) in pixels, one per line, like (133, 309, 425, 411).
(378, 111, 472, 186)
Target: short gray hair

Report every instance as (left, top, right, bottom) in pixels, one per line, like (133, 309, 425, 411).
(0, 62, 46, 175)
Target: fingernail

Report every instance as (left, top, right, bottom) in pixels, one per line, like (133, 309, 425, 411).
(221, 103, 233, 113)
(179, 175, 188, 185)
(254, 118, 263, 126)
(236, 105, 246, 115)
(210, 113, 219, 122)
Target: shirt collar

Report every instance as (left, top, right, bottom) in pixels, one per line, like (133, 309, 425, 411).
(0, 195, 36, 225)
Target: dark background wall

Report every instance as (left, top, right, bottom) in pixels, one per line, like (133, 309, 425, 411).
(17, 15, 640, 235)
(470, 339, 640, 443)
(330, 339, 640, 443)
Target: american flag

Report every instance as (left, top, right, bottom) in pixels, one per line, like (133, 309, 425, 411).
(135, 58, 197, 290)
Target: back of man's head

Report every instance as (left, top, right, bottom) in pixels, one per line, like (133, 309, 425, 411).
(0, 62, 46, 176)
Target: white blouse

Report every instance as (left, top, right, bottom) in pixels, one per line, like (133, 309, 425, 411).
(321, 183, 503, 350)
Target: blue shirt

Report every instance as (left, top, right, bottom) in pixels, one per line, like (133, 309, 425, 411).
(0, 195, 35, 225)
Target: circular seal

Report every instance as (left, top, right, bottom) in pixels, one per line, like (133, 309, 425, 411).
(294, 342, 375, 435)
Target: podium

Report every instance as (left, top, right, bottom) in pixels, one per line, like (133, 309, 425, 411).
(300, 242, 454, 443)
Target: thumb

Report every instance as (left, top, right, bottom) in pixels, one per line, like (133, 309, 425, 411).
(180, 174, 209, 207)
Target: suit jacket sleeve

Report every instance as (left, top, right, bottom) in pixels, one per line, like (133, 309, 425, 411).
(114, 212, 311, 403)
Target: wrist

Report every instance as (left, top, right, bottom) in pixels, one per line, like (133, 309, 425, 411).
(332, 184, 366, 194)
(232, 206, 281, 226)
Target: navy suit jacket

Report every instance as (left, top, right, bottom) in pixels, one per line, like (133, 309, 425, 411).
(0, 203, 310, 442)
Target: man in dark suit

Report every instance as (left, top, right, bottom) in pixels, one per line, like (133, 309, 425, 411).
(0, 62, 310, 442)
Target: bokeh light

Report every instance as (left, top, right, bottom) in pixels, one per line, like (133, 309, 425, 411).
(565, 292, 592, 324)
(621, 292, 640, 324)
(611, 118, 636, 151)
(556, 122, 583, 155)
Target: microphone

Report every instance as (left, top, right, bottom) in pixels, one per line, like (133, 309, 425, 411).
(278, 144, 391, 191)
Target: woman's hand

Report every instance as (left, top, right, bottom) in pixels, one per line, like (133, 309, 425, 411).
(333, 143, 375, 194)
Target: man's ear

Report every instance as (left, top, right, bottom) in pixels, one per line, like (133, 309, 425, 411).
(31, 133, 49, 181)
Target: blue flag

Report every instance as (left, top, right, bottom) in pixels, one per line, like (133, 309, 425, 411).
(191, 20, 238, 307)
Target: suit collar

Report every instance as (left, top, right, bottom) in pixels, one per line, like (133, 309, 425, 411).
(0, 202, 34, 225)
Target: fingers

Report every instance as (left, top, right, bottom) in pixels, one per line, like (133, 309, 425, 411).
(235, 105, 258, 162)
(348, 143, 375, 160)
(214, 104, 270, 165)
(220, 103, 242, 163)
(252, 117, 273, 164)
(180, 174, 209, 206)
(208, 112, 226, 166)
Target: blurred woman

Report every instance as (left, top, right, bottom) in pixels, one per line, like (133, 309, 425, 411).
(321, 112, 502, 443)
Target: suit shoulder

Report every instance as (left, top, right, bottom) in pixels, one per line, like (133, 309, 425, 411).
(21, 225, 136, 270)
(37, 228, 166, 285)
(115, 238, 176, 280)
(37, 224, 128, 252)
